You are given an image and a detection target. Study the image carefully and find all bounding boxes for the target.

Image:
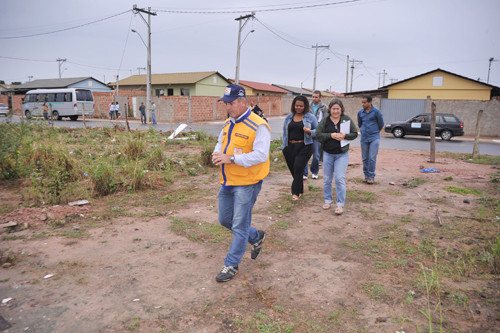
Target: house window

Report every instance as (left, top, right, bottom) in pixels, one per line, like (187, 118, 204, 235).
(213, 76, 217, 84)
(432, 76, 443, 87)
(167, 88, 174, 96)
(181, 88, 190, 96)
(155, 89, 164, 97)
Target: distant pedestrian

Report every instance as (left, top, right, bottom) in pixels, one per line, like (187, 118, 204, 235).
(115, 102, 120, 119)
(357, 95, 384, 184)
(43, 102, 49, 121)
(109, 102, 115, 120)
(139, 102, 146, 124)
(304, 90, 327, 180)
(151, 101, 157, 124)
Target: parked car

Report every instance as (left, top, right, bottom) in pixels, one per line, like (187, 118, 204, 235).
(384, 113, 464, 141)
(0, 103, 9, 116)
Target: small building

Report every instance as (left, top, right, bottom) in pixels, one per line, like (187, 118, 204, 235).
(11, 77, 111, 94)
(114, 71, 231, 97)
(381, 68, 500, 101)
(228, 79, 288, 96)
(272, 84, 312, 96)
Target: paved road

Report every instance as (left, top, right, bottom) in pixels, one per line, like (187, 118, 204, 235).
(2, 115, 499, 156)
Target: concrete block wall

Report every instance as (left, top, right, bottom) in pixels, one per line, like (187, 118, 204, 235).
(426, 99, 499, 136)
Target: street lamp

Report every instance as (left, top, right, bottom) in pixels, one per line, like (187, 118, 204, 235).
(131, 29, 147, 48)
(487, 57, 498, 84)
(235, 13, 255, 85)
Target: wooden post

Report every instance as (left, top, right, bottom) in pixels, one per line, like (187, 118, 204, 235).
(472, 109, 483, 159)
(49, 104, 54, 127)
(82, 103, 87, 130)
(429, 101, 436, 163)
(170, 103, 174, 133)
(124, 102, 130, 132)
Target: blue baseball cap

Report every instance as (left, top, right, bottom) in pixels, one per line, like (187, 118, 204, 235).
(219, 84, 246, 102)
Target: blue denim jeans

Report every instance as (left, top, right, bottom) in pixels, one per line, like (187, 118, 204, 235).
(304, 139, 320, 177)
(361, 139, 380, 180)
(152, 112, 157, 124)
(322, 150, 349, 207)
(218, 182, 262, 267)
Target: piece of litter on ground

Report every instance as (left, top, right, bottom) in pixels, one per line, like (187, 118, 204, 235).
(132, 299, 140, 302)
(168, 123, 188, 139)
(68, 200, 90, 206)
(421, 167, 440, 173)
(44, 274, 54, 279)
(2, 298, 13, 304)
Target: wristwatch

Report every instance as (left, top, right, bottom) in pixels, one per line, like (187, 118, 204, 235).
(230, 155, 235, 163)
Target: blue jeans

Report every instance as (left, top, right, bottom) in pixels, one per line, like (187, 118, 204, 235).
(361, 139, 380, 180)
(323, 150, 349, 207)
(304, 139, 320, 177)
(218, 182, 262, 267)
(152, 112, 157, 124)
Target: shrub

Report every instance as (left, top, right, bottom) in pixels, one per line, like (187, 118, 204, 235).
(28, 142, 78, 204)
(91, 163, 117, 196)
(122, 137, 145, 161)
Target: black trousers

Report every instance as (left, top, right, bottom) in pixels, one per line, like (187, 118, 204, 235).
(283, 142, 313, 196)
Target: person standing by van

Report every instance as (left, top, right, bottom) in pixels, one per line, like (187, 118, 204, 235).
(109, 102, 115, 120)
(139, 102, 146, 124)
(151, 101, 157, 124)
(43, 102, 49, 121)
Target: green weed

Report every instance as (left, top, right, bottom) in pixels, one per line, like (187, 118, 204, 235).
(444, 186, 483, 196)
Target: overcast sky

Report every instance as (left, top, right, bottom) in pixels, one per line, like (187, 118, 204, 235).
(1, 0, 499, 93)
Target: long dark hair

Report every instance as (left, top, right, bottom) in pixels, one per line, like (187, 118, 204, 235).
(291, 95, 310, 115)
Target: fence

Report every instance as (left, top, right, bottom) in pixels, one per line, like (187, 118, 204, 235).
(5, 91, 499, 136)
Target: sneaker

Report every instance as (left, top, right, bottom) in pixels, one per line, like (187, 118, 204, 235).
(312, 174, 318, 179)
(251, 230, 266, 260)
(366, 178, 374, 184)
(215, 265, 238, 282)
(303, 175, 308, 180)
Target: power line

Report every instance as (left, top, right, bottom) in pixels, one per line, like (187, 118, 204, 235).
(254, 18, 311, 49)
(154, 0, 361, 14)
(0, 55, 53, 63)
(0, 10, 132, 39)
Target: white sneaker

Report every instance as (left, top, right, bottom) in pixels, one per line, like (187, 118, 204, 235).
(303, 175, 308, 180)
(312, 174, 318, 179)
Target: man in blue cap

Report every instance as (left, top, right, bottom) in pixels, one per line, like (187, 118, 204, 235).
(212, 84, 271, 282)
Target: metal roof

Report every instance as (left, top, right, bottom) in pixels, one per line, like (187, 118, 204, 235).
(13, 77, 106, 90)
(114, 71, 230, 86)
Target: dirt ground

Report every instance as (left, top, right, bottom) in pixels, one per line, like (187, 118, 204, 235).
(0, 147, 499, 332)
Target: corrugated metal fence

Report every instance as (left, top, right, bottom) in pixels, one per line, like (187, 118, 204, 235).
(380, 99, 427, 124)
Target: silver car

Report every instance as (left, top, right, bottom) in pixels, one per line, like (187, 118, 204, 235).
(0, 103, 9, 116)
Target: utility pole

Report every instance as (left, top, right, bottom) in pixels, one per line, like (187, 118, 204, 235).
(57, 58, 67, 78)
(345, 55, 349, 93)
(312, 44, 329, 90)
(349, 59, 362, 92)
(382, 69, 387, 87)
(235, 13, 255, 84)
(133, 5, 156, 122)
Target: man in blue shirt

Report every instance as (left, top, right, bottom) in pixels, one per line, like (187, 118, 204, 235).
(357, 95, 384, 184)
(304, 90, 327, 180)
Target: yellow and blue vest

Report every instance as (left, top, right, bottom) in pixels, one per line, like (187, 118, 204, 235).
(220, 111, 270, 186)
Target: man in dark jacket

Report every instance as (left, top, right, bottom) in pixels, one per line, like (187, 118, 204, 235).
(304, 90, 328, 180)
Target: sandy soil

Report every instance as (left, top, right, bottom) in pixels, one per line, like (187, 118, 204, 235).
(0, 147, 498, 332)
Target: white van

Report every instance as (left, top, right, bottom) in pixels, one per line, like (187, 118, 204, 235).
(22, 88, 95, 121)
